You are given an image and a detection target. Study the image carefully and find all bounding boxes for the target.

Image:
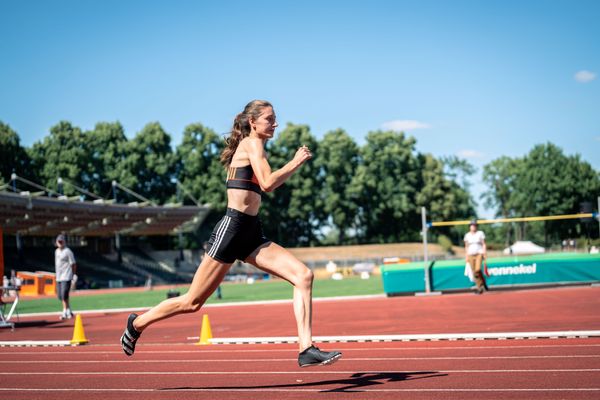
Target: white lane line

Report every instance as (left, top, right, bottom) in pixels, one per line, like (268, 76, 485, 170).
(0, 340, 72, 347)
(2, 355, 599, 363)
(0, 369, 599, 375)
(0, 388, 599, 392)
(184, 330, 600, 344)
(4, 343, 600, 355)
(23, 339, 597, 348)
(18, 294, 387, 318)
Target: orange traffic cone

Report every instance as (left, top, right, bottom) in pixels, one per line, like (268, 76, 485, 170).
(195, 314, 212, 345)
(70, 314, 89, 345)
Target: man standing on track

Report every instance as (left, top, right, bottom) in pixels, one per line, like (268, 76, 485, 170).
(464, 220, 487, 294)
(55, 234, 77, 319)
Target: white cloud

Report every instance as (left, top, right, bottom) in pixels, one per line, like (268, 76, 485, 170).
(457, 149, 484, 159)
(381, 120, 431, 132)
(574, 70, 596, 83)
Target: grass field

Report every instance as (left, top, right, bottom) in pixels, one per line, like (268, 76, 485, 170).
(15, 275, 384, 314)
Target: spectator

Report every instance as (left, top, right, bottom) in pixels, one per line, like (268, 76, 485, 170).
(464, 220, 487, 294)
(55, 234, 77, 319)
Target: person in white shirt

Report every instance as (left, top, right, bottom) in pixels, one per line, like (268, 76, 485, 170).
(55, 234, 77, 319)
(464, 220, 487, 294)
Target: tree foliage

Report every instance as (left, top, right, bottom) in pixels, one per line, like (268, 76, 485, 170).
(175, 123, 226, 210)
(440, 155, 477, 192)
(261, 123, 322, 246)
(417, 154, 475, 225)
(2, 118, 597, 248)
(87, 122, 132, 197)
(122, 122, 176, 204)
(314, 129, 360, 244)
(0, 122, 36, 183)
(481, 156, 521, 245)
(482, 143, 600, 245)
(349, 130, 421, 243)
(28, 121, 88, 195)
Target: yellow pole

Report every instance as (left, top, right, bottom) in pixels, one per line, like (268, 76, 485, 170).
(430, 213, 594, 227)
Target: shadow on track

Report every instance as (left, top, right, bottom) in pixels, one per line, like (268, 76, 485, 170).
(161, 371, 447, 392)
(12, 320, 65, 329)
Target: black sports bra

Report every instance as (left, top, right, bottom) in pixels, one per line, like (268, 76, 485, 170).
(226, 165, 262, 194)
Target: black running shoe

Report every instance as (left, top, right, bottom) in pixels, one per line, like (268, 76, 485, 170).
(120, 313, 141, 356)
(298, 345, 342, 367)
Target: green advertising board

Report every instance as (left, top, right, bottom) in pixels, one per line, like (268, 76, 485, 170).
(381, 252, 600, 295)
(381, 261, 429, 294)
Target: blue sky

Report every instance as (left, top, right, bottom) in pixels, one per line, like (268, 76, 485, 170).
(1, 0, 598, 217)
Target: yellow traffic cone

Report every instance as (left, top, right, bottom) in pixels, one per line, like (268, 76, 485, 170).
(70, 314, 89, 345)
(195, 314, 212, 345)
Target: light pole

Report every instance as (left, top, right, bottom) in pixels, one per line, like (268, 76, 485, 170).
(112, 181, 121, 264)
(422, 207, 430, 293)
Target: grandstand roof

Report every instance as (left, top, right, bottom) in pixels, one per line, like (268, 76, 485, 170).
(0, 191, 211, 237)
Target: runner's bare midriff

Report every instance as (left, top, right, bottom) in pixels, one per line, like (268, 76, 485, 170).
(227, 188, 261, 216)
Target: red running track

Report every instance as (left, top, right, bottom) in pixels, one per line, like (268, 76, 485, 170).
(1, 340, 600, 399)
(0, 285, 599, 399)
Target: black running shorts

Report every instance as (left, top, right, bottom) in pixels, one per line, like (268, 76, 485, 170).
(56, 281, 70, 301)
(206, 208, 270, 263)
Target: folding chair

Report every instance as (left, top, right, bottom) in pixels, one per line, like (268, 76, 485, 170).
(0, 285, 20, 330)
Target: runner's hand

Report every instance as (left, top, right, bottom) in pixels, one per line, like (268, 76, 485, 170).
(293, 145, 312, 165)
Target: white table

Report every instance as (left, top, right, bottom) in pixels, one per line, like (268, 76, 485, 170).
(0, 285, 20, 330)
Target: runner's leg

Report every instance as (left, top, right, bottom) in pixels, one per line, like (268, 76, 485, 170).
(245, 242, 314, 352)
(133, 256, 232, 332)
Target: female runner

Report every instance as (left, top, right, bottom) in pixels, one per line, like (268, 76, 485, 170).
(121, 100, 341, 367)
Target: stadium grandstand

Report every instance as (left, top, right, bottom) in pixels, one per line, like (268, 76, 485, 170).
(0, 174, 211, 289)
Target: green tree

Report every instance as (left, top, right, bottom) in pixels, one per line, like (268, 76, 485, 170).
(314, 129, 360, 244)
(348, 130, 421, 243)
(175, 123, 226, 209)
(482, 156, 522, 245)
(516, 143, 599, 244)
(416, 154, 475, 242)
(440, 155, 477, 192)
(173, 123, 226, 247)
(122, 122, 176, 204)
(0, 122, 37, 183)
(87, 122, 133, 198)
(483, 143, 600, 245)
(417, 154, 474, 221)
(262, 123, 321, 246)
(28, 121, 88, 196)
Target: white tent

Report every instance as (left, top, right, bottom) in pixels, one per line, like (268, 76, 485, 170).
(503, 241, 545, 255)
(352, 262, 376, 273)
